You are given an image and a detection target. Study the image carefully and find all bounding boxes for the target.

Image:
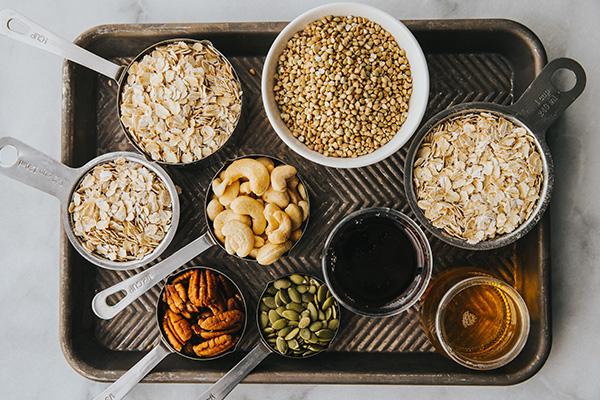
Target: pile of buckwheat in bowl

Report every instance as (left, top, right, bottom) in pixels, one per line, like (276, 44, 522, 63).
(262, 3, 429, 168)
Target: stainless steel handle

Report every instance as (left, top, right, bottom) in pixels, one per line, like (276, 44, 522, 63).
(91, 341, 172, 400)
(0, 8, 123, 81)
(509, 58, 586, 137)
(91, 232, 216, 320)
(0, 136, 79, 204)
(195, 343, 272, 400)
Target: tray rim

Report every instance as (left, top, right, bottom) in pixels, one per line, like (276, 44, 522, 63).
(59, 18, 550, 386)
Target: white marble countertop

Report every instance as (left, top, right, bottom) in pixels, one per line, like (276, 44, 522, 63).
(0, 0, 598, 399)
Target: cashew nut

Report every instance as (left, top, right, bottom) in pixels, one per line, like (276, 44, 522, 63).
(297, 183, 308, 201)
(256, 241, 292, 265)
(239, 181, 252, 195)
(290, 229, 302, 242)
(213, 209, 251, 233)
(298, 201, 309, 221)
(257, 157, 275, 172)
(254, 235, 265, 248)
(207, 198, 224, 221)
(287, 188, 299, 205)
(222, 159, 270, 196)
(230, 196, 267, 235)
(222, 220, 254, 258)
(284, 203, 303, 231)
(263, 185, 290, 209)
(218, 179, 240, 207)
(265, 208, 292, 244)
(270, 165, 297, 192)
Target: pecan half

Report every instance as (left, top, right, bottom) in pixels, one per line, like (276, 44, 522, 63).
(227, 294, 244, 311)
(166, 309, 192, 342)
(193, 334, 238, 357)
(200, 309, 244, 331)
(199, 322, 244, 339)
(188, 269, 203, 307)
(164, 284, 186, 314)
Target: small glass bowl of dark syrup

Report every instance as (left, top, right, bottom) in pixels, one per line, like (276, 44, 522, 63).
(322, 208, 433, 317)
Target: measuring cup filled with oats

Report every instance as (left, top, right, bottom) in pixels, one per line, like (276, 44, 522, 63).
(404, 58, 586, 250)
(0, 9, 243, 165)
(92, 155, 311, 320)
(0, 137, 179, 270)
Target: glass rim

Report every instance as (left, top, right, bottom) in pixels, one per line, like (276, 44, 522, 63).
(434, 275, 530, 370)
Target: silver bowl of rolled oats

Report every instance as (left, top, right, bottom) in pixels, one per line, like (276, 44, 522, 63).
(0, 136, 180, 270)
(404, 58, 586, 250)
(262, 3, 429, 168)
(118, 39, 244, 165)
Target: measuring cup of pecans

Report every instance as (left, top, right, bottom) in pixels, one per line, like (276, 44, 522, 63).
(91, 266, 247, 400)
(404, 58, 586, 250)
(0, 137, 179, 270)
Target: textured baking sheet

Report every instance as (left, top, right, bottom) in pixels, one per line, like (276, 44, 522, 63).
(60, 19, 550, 385)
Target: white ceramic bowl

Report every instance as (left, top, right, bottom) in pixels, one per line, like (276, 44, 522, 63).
(262, 2, 429, 168)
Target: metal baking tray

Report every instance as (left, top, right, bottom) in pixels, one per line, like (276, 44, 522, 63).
(60, 19, 550, 385)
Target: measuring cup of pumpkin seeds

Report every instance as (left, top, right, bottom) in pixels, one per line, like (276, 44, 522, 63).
(195, 273, 340, 400)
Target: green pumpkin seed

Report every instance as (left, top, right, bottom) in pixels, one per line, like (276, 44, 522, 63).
(300, 309, 311, 318)
(277, 326, 293, 337)
(308, 344, 325, 352)
(309, 278, 320, 286)
(260, 312, 269, 328)
(317, 285, 327, 303)
(271, 318, 288, 330)
(324, 307, 333, 321)
(276, 337, 288, 354)
(267, 336, 277, 345)
(298, 316, 311, 329)
(308, 332, 320, 343)
(309, 321, 322, 332)
(279, 289, 291, 304)
(259, 302, 270, 313)
(266, 286, 278, 295)
(328, 319, 339, 330)
(315, 329, 335, 340)
(289, 274, 306, 285)
(274, 291, 284, 307)
(274, 278, 291, 290)
(301, 293, 314, 303)
(300, 328, 312, 340)
(307, 302, 318, 320)
(332, 304, 338, 319)
(288, 287, 302, 303)
(263, 327, 275, 334)
(268, 309, 281, 324)
(296, 284, 308, 294)
(318, 310, 325, 320)
(288, 320, 299, 327)
(282, 310, 300, 321)
(308, 285, 317, 294)
(286, 303, 304, 313)
(287, 338, 300, 350)
(322, 296, 335, 310)
(284, 327, 300, 340)
(262, 296, 276, 309)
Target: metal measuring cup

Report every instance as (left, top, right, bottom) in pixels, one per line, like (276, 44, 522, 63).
(0, 136, 180, 270)
(91, 266, 248, 400)
(194, 273, 340, 400)
(404, 58, 586, 250)
(92, 155, 311, 319)
(0, 9, 244, 166)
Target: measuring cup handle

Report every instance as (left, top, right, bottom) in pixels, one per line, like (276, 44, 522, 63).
(0, 8, 123, 81)
(91, 341, 171, 400)
(195, 343, 271, 400)
(91, 233, 216, 320)
(509, 58, 586, 136)
(0, 137, 78, 203)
